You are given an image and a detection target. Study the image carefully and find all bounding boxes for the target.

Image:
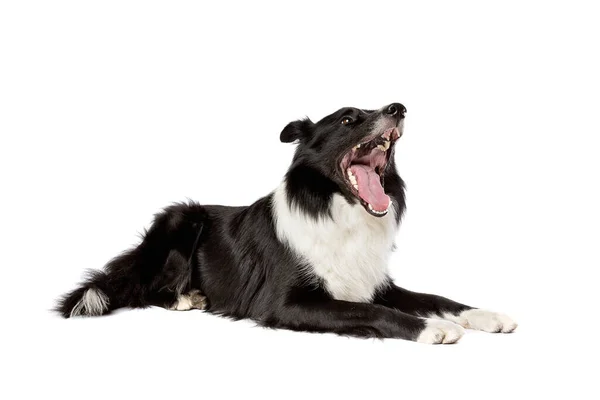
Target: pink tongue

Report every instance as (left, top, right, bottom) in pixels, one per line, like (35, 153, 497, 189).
(350, 165, 390, 212)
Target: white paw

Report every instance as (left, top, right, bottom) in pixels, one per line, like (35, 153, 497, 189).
(169, 290, 207, 311)
(417, 319, 465, 344)
(449, 309, 518, 333)
(171, 295, 193, 311)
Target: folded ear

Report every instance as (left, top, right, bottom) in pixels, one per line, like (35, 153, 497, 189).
(280, 118, 315, 143)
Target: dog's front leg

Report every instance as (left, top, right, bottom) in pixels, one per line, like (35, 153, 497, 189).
(374, 284, 517, 333)
(274, 299, 465, 344)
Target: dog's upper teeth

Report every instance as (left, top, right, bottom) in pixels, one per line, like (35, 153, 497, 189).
(376, 140, 391, 152)
(353, 183, 359, 190)
(353, 144, 361, 151)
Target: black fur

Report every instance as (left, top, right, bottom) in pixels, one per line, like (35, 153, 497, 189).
(56, 203, 208, 316)
(56, 103, 480, 342)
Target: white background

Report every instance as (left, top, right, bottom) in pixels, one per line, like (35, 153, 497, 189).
(1, 1, 598, 399)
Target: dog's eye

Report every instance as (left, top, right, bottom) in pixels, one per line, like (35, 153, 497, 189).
(341, 117, 354, 125)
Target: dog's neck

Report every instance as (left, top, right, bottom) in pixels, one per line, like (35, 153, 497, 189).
(272, 179, 399, 302)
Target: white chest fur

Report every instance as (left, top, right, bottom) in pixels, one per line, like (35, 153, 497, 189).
(273, 183, 398, 302)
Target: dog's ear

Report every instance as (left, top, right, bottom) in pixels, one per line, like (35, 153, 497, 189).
(280, 118, 314, 143)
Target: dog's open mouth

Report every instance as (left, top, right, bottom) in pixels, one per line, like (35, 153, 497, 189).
(341, 127, 401, 217)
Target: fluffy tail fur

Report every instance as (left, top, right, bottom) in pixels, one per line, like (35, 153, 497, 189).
(55, 202, 208, 318)
(57, 270, 112, 317)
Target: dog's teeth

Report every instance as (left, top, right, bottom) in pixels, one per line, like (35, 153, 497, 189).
(348, 169, 358, 186)
(367, 203, 390, 215)
(377, 145, 387, 152)
(383, 140, 390, 150)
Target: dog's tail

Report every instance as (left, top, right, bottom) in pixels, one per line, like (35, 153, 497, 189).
(55, 202, 208, 318)
(55, 270, 114, 318)
(55, 246, 148, 318)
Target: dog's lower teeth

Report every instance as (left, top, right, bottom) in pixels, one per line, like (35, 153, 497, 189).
(348, 170, 358, 188)
(367, 203, 389, 215)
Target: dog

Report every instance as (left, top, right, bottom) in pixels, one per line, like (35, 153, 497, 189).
(56, 103, 517, 344)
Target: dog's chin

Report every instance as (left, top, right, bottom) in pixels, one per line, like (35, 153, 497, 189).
(340, 127, 401, 218)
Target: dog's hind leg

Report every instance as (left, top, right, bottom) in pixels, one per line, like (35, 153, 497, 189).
(56, 202, 209, 318)
(169, 289, 208, 311)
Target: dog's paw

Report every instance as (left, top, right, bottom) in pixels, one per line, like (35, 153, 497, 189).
(188, 289, 208, 310)
(417, 319, 465, 344)
(170, 290, 208, 311)
(451, 309, 518, 333)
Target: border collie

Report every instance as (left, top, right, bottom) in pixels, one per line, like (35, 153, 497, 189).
(56, 103, 517, 344)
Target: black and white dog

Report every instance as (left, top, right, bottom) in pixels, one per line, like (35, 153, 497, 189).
(57, 103, 517, 344)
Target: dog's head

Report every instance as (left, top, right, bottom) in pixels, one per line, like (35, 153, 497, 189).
(281, 103, 406, 217)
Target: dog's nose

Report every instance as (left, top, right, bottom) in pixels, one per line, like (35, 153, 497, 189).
(385, 103, 406, 119)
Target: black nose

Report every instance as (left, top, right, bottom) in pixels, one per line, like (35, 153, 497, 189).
(385, 103, 406, 118)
